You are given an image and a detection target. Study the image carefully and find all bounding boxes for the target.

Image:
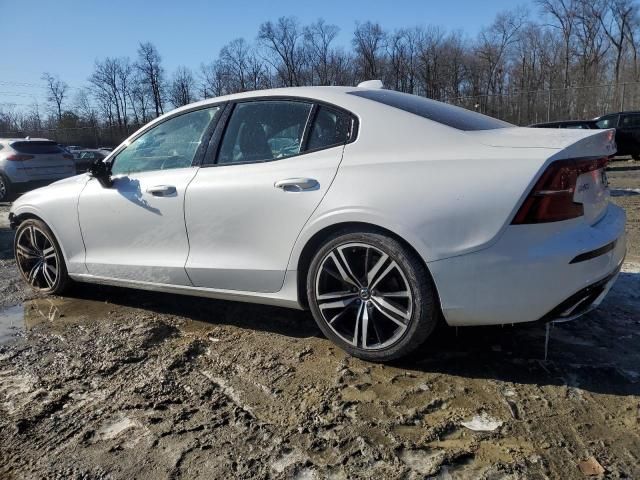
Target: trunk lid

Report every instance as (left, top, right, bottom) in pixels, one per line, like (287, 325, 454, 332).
(481, 128, 616, 226)
(466, 126, 617, 156)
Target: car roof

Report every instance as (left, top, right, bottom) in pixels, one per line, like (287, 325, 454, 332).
(530, 119, 594, 126)
(593, 111, 640, 120)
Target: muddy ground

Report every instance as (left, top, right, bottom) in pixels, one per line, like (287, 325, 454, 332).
(0, 161, 639, 480)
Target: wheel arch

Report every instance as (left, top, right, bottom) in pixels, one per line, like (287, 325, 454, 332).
(294, 220, 441, 311)
(10, 209, 71, 265)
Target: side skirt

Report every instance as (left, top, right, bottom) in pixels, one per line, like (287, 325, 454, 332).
(68, 270, 304, 310)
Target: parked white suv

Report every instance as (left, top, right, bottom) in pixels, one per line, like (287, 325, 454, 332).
(0, 138, 76, 202)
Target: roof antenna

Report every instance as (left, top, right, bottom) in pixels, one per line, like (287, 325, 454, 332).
(357, 80, 384, 89)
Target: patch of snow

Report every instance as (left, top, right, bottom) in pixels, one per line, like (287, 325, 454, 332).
(461, 413, 504, 432)
(399, 448, 446, 476)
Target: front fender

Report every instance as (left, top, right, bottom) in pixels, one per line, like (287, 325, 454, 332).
(10, 177, 89, 274)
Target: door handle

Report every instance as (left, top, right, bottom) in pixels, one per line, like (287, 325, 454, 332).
(274, 178, 319, 192)
(146, 185, 177, 197)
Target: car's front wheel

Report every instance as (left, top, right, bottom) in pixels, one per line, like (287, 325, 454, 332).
(307, 229, 438, 361)
(14, 218, 70, 295)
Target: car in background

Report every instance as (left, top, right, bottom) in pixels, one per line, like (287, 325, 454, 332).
(72, 149, 108, 173)
(593, 111, 640, 159)
(529, 120, 598, 130)
(0, 138, 76, 202)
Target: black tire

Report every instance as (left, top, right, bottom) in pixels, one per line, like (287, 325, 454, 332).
(306, 228, 438, 361)
(14, 218, 70, 295)
(0, 174, 11, 202)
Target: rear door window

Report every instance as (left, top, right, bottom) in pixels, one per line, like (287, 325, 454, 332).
(217, 101, 313, 164)
(306, 106, 352, 151)
(11, 141, 62, 154)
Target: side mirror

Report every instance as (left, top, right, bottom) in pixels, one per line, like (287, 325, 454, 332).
(88, 159, 112, 188)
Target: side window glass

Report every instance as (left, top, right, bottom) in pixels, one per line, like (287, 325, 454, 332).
(306, 106, 352, 151)
(596, 116, 617, 129)
(112, 106, 220, 175)
(218, 101, 312, 164)
(621, 114, 640, 128)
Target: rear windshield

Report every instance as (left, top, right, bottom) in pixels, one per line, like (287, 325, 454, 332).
(348, 90, 512, 131)
(11, 141, 63, 154)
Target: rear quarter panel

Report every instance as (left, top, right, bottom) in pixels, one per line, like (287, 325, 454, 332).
(289, 107, 556, 268)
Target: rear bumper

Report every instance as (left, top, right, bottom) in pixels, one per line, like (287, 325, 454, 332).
(537, 265, 620, 323)
(429, 204, 626, 326)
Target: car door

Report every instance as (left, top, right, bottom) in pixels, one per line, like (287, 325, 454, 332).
(618, 113, 640, 156)
(184, 100, 354, 292)
(78, 105, 222, 284)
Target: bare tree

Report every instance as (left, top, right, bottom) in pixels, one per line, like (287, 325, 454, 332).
(168, 66, 196, 108)
(219, 38, 253, 92)
(136, 42, 165, 117)
(352, 21, 387, 81)
(592, 0, 636, 85)
(304, 19, 340, 85)
(476, 8, 527, 107)
(41, 72, 68, 123)
(537, 0, 579, 88)
(258, 17, 307, 86)
(89, 57, 132, 134)
(200, 61, 228, 97)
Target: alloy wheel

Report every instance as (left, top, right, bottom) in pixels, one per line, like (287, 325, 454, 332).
(314, 242, 413, 350)
(15, 224, 59, 290)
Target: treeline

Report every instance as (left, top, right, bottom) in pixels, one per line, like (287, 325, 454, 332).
(1, 0, 640, 146)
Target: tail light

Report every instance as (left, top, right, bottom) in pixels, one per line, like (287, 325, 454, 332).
(512, 157, 609, 224)
(5, 154, 34, 162)
(63, 153, 74, 160)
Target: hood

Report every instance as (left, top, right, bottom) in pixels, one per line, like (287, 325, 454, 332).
(10, 174, 89, 214)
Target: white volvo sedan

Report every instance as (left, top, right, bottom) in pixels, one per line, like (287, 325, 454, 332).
(9, 85, 626, 361)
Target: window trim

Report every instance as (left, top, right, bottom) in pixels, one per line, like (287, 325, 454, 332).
(200, 95, 359, 168)
(106, 103, 226, 175)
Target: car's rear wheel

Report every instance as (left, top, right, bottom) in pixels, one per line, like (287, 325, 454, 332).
(307, 229, 438, 361)
(0, 174, 11, 202)
(14, 218, 69, 295)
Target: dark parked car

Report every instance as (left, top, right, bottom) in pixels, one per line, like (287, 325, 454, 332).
(593, 111, 640, 159)
(72, 149, 108, 173)
(529, 120, 598, 129)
